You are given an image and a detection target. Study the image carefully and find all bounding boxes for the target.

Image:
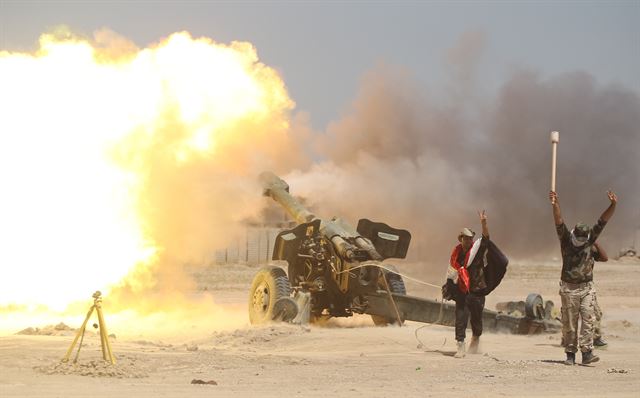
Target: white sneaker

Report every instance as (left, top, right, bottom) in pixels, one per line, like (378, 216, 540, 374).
(454, 340, 466, 358)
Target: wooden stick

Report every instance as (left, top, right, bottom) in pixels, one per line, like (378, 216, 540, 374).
(551, 131, 559, 191)
(96, 304, 116, 364)
(62, 305, 94, 363)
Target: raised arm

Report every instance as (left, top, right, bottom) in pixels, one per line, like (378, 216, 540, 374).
(478, 210, 489, 239)
(549, 191, 563, 226)
(593, 242, 608, 262)
(599, 190, 617, 223)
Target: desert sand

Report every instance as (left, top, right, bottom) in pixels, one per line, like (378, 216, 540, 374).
(1, 258, 639, 398)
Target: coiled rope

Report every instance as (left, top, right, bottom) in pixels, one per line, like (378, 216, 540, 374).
(335, 261, 449, 348)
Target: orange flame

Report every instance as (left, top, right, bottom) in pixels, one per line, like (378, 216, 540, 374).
(0, 28, 299, 335)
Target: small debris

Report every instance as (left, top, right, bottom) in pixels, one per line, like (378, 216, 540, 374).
(191, 379, 217, 385)
(415, 367, 421, 371)
(607, 368, 629, 374)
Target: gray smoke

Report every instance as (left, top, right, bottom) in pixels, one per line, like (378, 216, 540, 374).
(288, 66, 640, 264)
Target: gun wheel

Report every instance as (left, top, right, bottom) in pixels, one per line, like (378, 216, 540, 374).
(248, 266, 294, 324)
(525, 293, 545, 319)
(371, 265, 407, 326)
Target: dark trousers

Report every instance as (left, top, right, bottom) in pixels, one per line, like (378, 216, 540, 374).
(454, 293, 485, 342)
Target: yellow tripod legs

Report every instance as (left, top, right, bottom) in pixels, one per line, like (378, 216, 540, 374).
(62, 291, 116, 364)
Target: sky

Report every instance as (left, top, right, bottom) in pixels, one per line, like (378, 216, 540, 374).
(0, 0, 639, 262)
(1, 0, 638, 129)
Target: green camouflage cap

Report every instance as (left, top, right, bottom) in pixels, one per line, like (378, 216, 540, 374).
(573, 222, 591, 238)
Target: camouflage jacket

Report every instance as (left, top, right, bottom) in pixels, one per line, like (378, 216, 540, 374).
(556, 219, 607, 283)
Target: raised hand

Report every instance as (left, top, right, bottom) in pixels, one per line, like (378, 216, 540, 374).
(478, 210, 489, 238)
(600, 189, 618, 222)
(549, 191, 558, 205)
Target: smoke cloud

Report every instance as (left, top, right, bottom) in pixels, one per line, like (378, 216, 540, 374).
(288, 62, 640, 267)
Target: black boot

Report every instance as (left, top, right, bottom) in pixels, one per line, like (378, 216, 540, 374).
(594, 337, 608, 347)
(582, 350, 600, 364)
(564, 352, 575, 365)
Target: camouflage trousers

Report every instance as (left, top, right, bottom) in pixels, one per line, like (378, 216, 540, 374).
(593, 292, 603, 340)
(559, 281, 596, 353)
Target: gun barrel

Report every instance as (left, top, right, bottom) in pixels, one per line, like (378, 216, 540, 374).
(259, 172, 316, 225)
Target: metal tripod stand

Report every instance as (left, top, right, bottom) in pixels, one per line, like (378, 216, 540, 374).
(62, 291, 116, 364)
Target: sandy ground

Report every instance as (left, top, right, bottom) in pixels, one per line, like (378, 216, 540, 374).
(1, 258, 639, 398)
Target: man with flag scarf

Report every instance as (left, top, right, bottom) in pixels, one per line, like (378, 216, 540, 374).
(443, 210, 507, 358)
(549, 190, 617, 365)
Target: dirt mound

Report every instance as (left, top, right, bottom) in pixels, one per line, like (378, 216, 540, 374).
(34, 356, 148, 378)
(615, 256, 640, 265)
(17, 322, 76, 336)
(211, 324, 310, 347)
(131, 340, 173, 348)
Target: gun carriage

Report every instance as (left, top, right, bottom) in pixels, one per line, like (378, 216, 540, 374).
(248, 172, 561, 334)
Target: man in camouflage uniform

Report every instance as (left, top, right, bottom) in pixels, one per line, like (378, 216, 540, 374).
(549, 190, 617, 365)
(560, 243, 608, 349)
(592, 242, 608, 347)
(593, 291, 606, 346)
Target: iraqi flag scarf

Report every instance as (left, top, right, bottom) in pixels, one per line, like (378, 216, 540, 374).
(448, 238, 483, 294)
(446, 238, 509, 296)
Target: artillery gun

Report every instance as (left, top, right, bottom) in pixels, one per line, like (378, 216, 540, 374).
(249, 172, 411, 325)
(248, 172, 562, 335)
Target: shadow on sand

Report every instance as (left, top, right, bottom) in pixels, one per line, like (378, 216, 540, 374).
(421, 349, 456, 357)
(539, 359, 596, 367)
(539, 359, 566, 364)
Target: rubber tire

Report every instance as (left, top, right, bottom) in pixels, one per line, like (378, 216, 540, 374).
(248, 266, 292, 325)
(525, 293, 544, 319)
(371, 265, 407, 326)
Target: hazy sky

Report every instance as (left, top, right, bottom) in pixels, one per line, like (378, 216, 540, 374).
(1, 0, 638, 129)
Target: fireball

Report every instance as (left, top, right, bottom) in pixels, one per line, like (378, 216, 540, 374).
(0, 28, 296, 334)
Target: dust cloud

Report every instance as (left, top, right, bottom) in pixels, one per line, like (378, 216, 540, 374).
(289, 65, 639, 267)
(0, 28, 307, 335)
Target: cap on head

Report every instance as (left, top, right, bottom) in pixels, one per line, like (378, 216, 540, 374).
(458, 228, 476, 242)
(573, 222, 591, 238)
